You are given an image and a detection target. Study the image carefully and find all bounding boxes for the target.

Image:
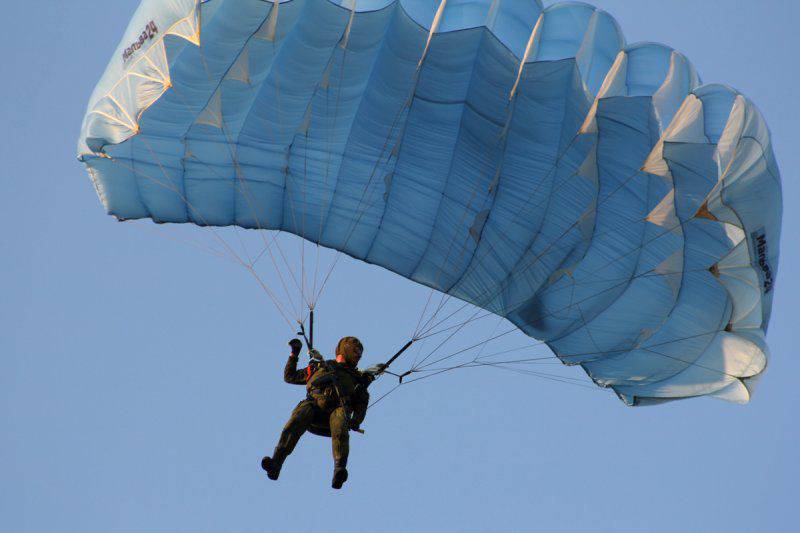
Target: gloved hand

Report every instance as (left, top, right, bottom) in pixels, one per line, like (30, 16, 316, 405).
(363, 363, 387, 378)
(349, 419, 362, 432)
(288, 338, 303, 357)
(309, 348, 324, 361)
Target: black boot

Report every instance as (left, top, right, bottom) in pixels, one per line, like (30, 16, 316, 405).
(331, 466, 348, 489)
(261, 448, 287, 480)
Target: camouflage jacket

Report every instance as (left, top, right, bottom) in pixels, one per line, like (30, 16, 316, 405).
(283, 355, 371, 426)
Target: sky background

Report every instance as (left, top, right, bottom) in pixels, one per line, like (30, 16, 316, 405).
(1, 1, 798, 532)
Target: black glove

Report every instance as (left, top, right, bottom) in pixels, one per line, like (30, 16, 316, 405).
(288, 338, 303, 357)
(349, 420, 361, 432)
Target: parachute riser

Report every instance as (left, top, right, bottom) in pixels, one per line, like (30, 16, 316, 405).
(377, 340, 415, 382)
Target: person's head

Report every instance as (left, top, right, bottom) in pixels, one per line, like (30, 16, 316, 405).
(335, 336, 363, 366)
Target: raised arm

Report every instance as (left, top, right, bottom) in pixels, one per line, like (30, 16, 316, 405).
(283, 339, 309, 385)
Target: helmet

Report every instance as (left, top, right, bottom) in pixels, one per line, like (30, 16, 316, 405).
(336, 337, 363, 365)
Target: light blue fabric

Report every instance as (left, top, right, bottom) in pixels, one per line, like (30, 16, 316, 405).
(79, 0, 782, 405)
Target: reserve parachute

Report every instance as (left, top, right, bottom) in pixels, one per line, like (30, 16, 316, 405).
(78, 0, 782, 405)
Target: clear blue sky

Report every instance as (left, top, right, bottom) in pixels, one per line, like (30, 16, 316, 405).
(2, 1, 797, 532)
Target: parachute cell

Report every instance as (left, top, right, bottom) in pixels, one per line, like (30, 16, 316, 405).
(79, 0, 782, 405)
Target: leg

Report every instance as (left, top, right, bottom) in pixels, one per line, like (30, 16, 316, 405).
(262, 400, 315, 480)
(277, 400, 316, 454)
(329, 407, 350, 489)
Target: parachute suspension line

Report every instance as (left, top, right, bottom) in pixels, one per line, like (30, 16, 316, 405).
(419, 306, 485, 343)
(400, 216, 706, 384)
(294, 93, 313, 316)
(180, 101, 308, 319)
(561, 328, 743, 379)
(417, 292, 454, 335)
(399, 325, 745, 391)
(184, 29, 317, 321)
(414, 325, 745, 385)
(309, 12, 355, 310)
(412, 289, 437, 339)
(162, 32, 297, 302)
(411, 98, 524, 338)
(420, 84, 584, 333)
(460, 160, 666, 317)
(459, 128, 583, 284)
(374, 290, 735, 404)
(413, 321, 557, 369)
(169, 5, 423, 328)
(140, 223, 233, 263)
(416, 300, 476, 339)
(218, 17, 311, 319)
(108, 148, 296, 330)
(372, 355, 600, 409)
(369, 361, 601, 411)
(311, 31, 340, 305)
(179, 146, 305, 317)
(139, 42, 308, 326)
(368, 383, 403, 410)
(411, 308, 487, 370)
(313, 0, 453, 306)
(231, 3, 357, 313)
(311, 94, 411, 302)
(136, 139, 298, 326)
(407, 84, 588, 330)
(409, 29, 577, 345)
(547, 216, 685, 292)
(420, 260, 648, 353)
(414, 324, 519, 371)
(434, 118, 684, 341)
(299, 189, 307, 319)
(473, 316, 504, 361)
(485, 212, 695, 321)
(235, 15, 309, 310)
(408, 336, 430, 374)
(473, 350, 559, 366)
(407, 315, 507, 378)
(408, 256, 703, 372)
(404, 363, 599, 390)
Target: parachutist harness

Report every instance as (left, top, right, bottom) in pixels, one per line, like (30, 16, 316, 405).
(297, 310, 365, 434)
(295, 310, 418, 433)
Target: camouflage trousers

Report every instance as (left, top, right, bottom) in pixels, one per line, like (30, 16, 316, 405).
(275, 399, 350, 467)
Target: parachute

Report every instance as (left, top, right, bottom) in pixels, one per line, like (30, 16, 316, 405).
(78, 0, 782, 405)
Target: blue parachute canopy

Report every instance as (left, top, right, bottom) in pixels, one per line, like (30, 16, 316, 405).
(79, 0, 782, 405)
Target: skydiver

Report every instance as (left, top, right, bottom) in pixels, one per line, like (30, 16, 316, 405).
(261, 337, 385, 489)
